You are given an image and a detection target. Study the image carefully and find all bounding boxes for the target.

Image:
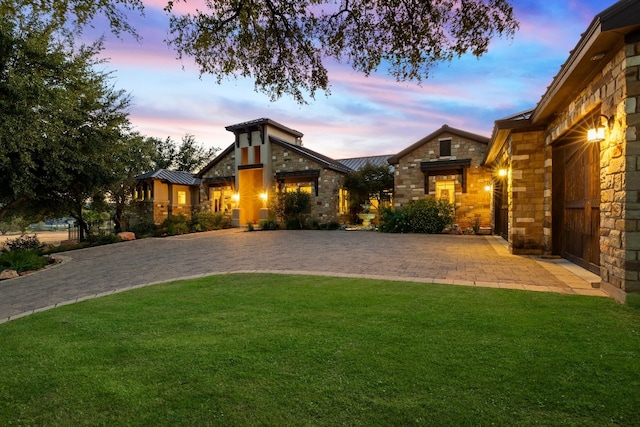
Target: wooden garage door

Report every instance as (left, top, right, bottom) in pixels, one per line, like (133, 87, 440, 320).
(552, 140, 600, 274)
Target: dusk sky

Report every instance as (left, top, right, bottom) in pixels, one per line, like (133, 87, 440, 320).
(92, 1, 616, 159)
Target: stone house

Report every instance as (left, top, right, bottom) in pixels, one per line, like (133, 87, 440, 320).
(132, 169, 201, 225)
(133, 119, 393, 228)
(197, 118, 353, 226)
(387, 125, 493, 231)
(483, 0, 640, 301)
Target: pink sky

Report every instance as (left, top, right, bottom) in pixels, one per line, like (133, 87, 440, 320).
(93, 0, 615, 159)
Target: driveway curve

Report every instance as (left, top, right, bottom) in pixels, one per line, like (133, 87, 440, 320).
(0, 229, 606, 322)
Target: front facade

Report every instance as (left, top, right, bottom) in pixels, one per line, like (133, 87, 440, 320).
(132, 169, 201, 225)
(130, 1, 639, 301)
(197, 118, 352, 226)
(484, 0, 640, 301)
(388, 125, 493, 231)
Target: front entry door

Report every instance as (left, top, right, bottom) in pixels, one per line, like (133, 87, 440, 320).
(494, 180, 508, 240)
(552, 139, 600, 274)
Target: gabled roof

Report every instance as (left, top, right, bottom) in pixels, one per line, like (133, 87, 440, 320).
(270, 136, 353, 174)
(338, 155, 393, 171)
(387, 124, 489, 164)
(135, 169, 201, 186)
(532, 0, 640, 124)
(225, 118, 304, 138)
(196, 143, 235, 178)
(485, 0, 640, 166)
(484, 109, 539, 165)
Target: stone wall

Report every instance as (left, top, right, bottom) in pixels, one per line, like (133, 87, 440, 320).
(545, 41, 640, 297)
(271, 143, 347, 224)
(392, 132, 492, 230)
(199, 149, 236, 208)
(623, 39, 640, 293)
(508, 130, 546, 254)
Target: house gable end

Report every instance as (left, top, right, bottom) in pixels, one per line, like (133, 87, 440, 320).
(388, 125, 489, 164)
(197, 143, 235, 178)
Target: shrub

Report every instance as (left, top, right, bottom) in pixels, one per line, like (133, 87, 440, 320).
(259, 219, 279, 230)
(190, 212, 229, 232)
(129, 220, 158, 238)
(326, 221, 341, 230)
(380, 198, 455, 234)
(160, 215, 190, 236)
(93, 233, 121, 246)
(274, 190, 311, 230)
(0, 250, 48, 273)
(4, 235, 43, 252)
(379, 207, 410, 233)
(311, 221, 342, 230)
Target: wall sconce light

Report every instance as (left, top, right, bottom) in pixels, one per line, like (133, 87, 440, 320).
(484, 185, 492, 192)
(231, 193, 240, 203)
(259, 191, 268, 206)
(587, 114, 613, 143)
(498, 168, 508, 178)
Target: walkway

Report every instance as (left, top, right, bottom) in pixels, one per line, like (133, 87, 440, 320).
(0, 229, 606, 323)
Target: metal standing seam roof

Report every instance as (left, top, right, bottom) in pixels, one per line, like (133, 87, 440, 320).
(337, 155, 394, 171)
(135, 169, 201, 186)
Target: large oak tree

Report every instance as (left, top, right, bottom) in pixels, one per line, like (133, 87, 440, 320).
(1, 0, 518, 102)
(0, 19, 131, 239)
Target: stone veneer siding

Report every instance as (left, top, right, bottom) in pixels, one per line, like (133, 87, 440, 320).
(199, 150, 236, 208)
(393, 133, 492, 230)
(131, 182, 195, 225)
(545, 41, 640, 297)
(507, 130, 546, 254)
(271, 144, 347, 224)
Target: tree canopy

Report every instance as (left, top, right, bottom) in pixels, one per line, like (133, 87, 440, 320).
(1, 0, 518, 103)
(149, 134, 219, 173)
(166, 0, 518, 102)
(0, 18, 131, 232)
(343, 163, 394, 212)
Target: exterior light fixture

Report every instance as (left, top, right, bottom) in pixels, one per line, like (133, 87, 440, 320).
(231, 193, 240, 202)
(259, 191, 269, 207)
(587, 127, 605, 143)
(498, 168, 508, 178)
(587, 114, 613, 143)
(484, 185, 492, 192)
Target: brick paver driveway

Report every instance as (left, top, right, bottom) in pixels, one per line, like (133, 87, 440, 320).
(0, 229, 606, 322)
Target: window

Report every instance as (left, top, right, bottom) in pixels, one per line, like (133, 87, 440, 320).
(210, 187, 233, 213)
(241, 147, 249, 165)
(177, 191, 187, 205)
(253, 146, 261, 164)
(435, 180, 455, 204)
(284, 184, 313, 194)
(339, 188, 349, 214)
(439, 139, 451, 157)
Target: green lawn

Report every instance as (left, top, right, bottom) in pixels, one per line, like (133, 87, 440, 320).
(1, 274, 639, 426)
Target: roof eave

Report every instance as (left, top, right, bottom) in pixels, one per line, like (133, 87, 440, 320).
(225, 118, 303, 138)
(532, 1, 640, 125)
(270, 136, 352, 174)
(196, 143, 235, 178)
(388, 124, 489, 164)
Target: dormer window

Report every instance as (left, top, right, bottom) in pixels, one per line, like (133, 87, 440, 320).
(439, 139, 451, 157)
